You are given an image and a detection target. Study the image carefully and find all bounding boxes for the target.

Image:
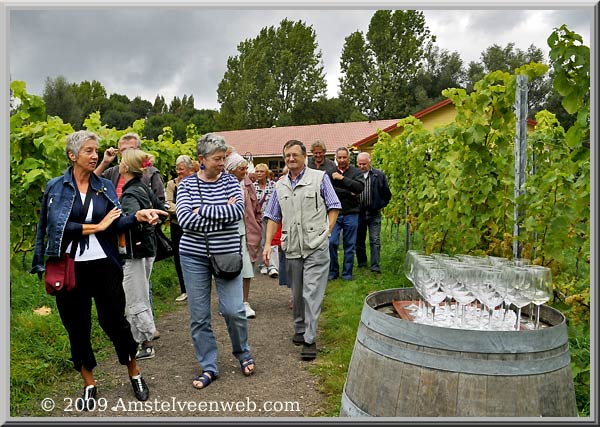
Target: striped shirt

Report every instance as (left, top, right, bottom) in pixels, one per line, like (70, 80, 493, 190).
(359, 170, 372, 209)
(176, 173, 244, 257)
(263, 167, 341, 223)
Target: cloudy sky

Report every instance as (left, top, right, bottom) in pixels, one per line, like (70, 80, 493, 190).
(8, 5, 593, 111)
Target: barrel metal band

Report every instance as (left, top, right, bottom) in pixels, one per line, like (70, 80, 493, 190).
(357, 325, 572, 376)
(340, 387, 370, 417)
(361, 302, 569, 354)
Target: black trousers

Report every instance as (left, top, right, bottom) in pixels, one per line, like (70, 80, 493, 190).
(55, 258, 137, 372)
(170, 222, 185, 294)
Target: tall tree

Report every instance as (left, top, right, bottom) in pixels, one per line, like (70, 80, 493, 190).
(71, 80, 108, 126)
(409, 45, 466, 111)
(43, 75, 82, 127)
(217, 18, 327, 130)
(339, 10, 435, 120)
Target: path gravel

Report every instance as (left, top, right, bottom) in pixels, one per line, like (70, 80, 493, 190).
(42, 273, 329, 419)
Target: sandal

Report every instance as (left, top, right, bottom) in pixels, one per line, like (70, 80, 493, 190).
(240, 357, 256, 376)
(192, 371, 217, 389)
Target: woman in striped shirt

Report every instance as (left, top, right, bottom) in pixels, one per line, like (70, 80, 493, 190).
(176, 133, 255, 390)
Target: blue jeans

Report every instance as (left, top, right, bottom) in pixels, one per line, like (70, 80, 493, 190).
(328, 213, 359, 280)
(180, 254, 251, 376)
(356, 211, 382, 271)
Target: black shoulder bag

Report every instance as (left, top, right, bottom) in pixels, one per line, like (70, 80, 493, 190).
(197, 177, 243, 279)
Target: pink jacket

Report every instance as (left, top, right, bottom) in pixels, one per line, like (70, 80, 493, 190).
(242, 176, 263, 262)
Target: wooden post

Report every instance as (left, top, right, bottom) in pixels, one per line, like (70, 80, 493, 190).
(513, 75, 528, 258)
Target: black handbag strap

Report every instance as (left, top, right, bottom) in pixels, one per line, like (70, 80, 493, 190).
(70, 184, 93, 258)
(196, 176, 242, 255)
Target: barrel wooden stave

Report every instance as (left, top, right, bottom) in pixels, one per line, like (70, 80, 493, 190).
(341, 288, 578, 417)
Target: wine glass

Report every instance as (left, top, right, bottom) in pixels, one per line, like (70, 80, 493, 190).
(404, 250, 423, 284)
(527, 265, 553, 329)
(447, 262, 478, 327)
(507, 266, 534, 330)
(475, 267, 504, 329)
(422, 265, 448, 323)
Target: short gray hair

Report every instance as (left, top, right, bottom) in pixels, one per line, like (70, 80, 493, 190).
(197, 133, 228, 158)
(66, 130, 99, 162)
(119, 132, 141, 148)
(176, 155, 194, 169)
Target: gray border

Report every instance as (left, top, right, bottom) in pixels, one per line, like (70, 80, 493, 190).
(2, 0, 597, 425)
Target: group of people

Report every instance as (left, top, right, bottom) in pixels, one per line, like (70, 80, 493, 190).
(31, 130, 391, 409)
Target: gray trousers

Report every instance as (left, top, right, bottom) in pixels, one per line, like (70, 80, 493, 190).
(286, 242, 329, 345)
(122, 256, 157, 344)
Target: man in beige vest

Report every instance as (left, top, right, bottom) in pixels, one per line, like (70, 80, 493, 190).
(262, 140, 341, 361)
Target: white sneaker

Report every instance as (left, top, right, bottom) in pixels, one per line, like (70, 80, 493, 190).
(244, 302, 256, 319)
(268, 268, 279, 278)
(175, 293, 187, 302)
(259, 266, 268, 275)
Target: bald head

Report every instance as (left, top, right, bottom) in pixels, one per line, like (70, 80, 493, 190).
(357, 152, 371, 173)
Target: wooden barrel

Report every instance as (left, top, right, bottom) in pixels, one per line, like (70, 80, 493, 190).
(340, 287, 578, 417)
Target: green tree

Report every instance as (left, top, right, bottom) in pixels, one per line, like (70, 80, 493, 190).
(290, 97, 366, 125)
(339, 10, 435, 119)
(217, 18, 327, 129)
(409, 46, 465, 111)
(130, 96, 152, 119)
(42, 76, 82, 127)
(71, 80, 109, 127)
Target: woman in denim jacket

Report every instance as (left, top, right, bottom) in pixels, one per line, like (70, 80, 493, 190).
(31, 130, 167, 411)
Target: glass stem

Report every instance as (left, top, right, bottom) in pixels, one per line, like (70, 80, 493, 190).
(515, 307, 522, 331)
(535, 305, 541, 330)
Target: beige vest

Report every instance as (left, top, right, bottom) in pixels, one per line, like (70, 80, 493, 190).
(276, 168, 329, 258)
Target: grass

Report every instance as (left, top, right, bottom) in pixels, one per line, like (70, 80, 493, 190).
(310, 222, 412, 416)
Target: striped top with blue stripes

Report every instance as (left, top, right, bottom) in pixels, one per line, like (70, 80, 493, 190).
(176, 172, 244, 257)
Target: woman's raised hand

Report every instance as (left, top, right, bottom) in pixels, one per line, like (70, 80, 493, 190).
(98, 207, 122, 231)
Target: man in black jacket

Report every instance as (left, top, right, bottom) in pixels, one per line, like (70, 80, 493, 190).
(328, 147, 365, 281)
(356, 152, 392, 273)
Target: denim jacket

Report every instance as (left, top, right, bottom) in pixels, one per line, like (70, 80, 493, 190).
(31, 167, 137, 275)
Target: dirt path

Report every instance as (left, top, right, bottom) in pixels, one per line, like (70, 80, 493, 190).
(45, 273, 328, 418)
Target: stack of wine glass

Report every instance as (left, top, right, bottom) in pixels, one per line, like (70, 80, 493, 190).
(403, 251, 553, 331)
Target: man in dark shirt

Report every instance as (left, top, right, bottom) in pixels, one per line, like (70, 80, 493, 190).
(328, 147, 365, 281)
(307, 140, 337, 174)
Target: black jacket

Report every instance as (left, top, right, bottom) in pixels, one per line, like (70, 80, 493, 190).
(103, 164, 166, 202)
(331, 165, 365, 215)
(362, 167, 392, 212)
(120, 177, 165, 258)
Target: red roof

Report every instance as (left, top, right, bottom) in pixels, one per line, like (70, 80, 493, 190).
(217, 97, 537, 157)
(215, 119, 400, 157)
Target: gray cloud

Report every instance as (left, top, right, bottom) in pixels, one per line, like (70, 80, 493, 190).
(9, 7, 592, 111)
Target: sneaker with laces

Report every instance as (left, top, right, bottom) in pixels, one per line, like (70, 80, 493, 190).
(244, 302, 256, 319)
(268, 268, 279, 278)
(135, 345, 155, 360)
(76, 384, 97, 411)
(130, 375, 149, 401)
(175, 293, 188, 302)
(259, 266, 268, 275)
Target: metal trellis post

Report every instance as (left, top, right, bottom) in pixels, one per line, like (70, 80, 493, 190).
(513, 75, 529, 258)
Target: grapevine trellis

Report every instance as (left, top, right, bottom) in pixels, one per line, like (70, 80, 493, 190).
(372, 25, 589, 326)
